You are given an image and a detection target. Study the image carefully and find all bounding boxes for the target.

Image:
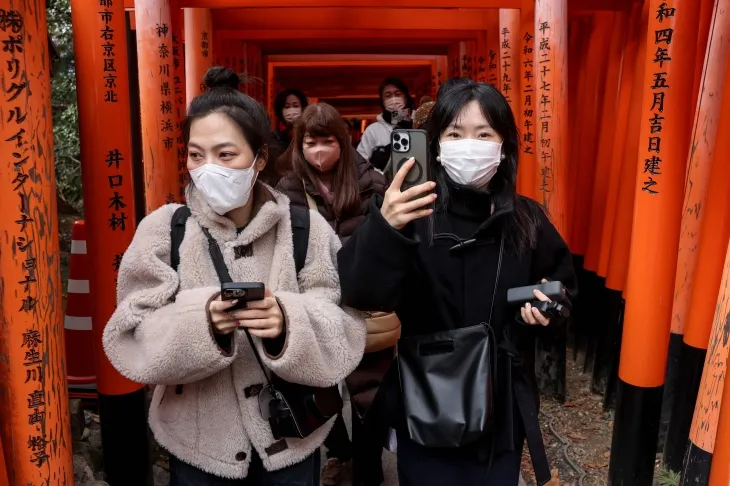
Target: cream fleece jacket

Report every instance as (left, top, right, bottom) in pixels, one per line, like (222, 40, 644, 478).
(102, 183, 366, 479)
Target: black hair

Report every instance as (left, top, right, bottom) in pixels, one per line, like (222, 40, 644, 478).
(424, 80, 542, 256)
(184, 66, 271, 160)
(379, 77, 414, 123)
(436, 77, 471, 99)
(274, 88, 309, 125)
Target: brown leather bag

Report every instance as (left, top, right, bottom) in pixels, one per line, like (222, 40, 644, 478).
(364, 311, 401, 353)
(304, 185, 402, 354)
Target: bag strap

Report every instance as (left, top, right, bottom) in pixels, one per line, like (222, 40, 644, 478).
(302, 181, 319, 212)
(201, 226, 273, 387)
(486, 236, 505, 326)
(170, 206, 192, 272)
(290, 203, 310, 274)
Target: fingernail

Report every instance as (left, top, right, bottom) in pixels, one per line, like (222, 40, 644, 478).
(231, 299, 239, 305)
(533, 289, 539, 294)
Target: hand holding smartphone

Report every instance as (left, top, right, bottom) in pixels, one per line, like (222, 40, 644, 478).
(220, 283, 285, 339)
(221, 282, 265, 312)
(381, 129, 437, 230)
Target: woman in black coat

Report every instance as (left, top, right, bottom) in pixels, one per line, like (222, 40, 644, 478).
(337, 80, 577, 486)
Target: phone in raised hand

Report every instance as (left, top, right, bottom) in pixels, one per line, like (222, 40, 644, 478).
(390, 129, 432, 199)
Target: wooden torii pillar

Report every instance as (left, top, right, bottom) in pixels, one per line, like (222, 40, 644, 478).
(185, 8, 213, 106)
(664, 0, 730, 471)
(532, 0, 568, 403)
(609, 0, 695, 483)
(0, 1, 73, 483)
(135, 0, 181, 212)
(70, 0, 152, 483)
(518, 0, 536, 199)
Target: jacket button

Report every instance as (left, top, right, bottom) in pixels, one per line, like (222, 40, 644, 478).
(235, 451, 247, 461)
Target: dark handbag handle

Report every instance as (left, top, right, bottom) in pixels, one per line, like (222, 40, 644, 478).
(201, 227, 273, 388)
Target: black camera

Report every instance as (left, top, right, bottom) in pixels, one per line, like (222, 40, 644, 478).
(507, 281, 571, 320)
(259, 379, 343, 440)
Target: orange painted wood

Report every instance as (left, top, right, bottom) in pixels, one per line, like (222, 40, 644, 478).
(619, 0, 695, 388)
(136, 0, 181, 212)
(583, 11, 628, 272)
(0, 441, 7, 486)
(605, 0, 649, 293)
(486, 10, 501, 88)
(435, 55, 448, 94)
(565, 16, 588, 224)
(535, 0, 569, 238)
(598, 0, 643, 278)
(689, 237, 730, 454)
(517, 0, 536, 198)
(499, 9, 520, 118)
(0, 1, 73, 483)
(683, 3, 730, 351)
(672, 0, 729, 339)
(213, 8, 499, 31)
(467, 40, 478, 81)
(448, 42, 460, 78)
(71, 0, 144, 398)
(459, 41, 469, 78)
(219, 29, 482, 41)
(171, 2, 188, 199)
(185, 8, 214, 106)
(692, 0, 714, 117)
(570, 12, 613, 256)
(710, 343, 730, 485)
(125, 0, 636, 10)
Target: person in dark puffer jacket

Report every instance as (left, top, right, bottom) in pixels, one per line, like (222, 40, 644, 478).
(277, 102, 390, 486)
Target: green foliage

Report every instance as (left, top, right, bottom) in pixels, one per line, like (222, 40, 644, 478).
(656, 467, 680, 486)
(48, 0, 82, 214)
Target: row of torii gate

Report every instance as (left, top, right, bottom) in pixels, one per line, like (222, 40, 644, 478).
(1, 0, 730, 485)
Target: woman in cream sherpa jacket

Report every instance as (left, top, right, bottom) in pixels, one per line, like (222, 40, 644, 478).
(102, 67, 367, 483)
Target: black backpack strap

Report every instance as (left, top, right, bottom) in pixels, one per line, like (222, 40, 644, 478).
(290, 204, 310, 274)
(170, 206, 192, 272)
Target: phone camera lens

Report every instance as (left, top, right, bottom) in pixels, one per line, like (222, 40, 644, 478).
(394, 142, 401, 151)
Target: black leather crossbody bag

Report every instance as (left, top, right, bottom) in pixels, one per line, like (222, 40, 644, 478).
(396, 237, 504, 448)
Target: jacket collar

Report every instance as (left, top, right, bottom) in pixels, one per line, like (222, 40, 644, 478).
(185, 181, 287, 244)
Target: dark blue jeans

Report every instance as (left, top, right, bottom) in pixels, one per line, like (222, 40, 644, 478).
(169, 449, 320, 486)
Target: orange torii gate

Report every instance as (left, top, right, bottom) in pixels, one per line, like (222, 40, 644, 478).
(8, 1, 730, 485)
(0, 1, 73, 484)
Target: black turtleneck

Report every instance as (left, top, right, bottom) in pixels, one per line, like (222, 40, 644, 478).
(433, 176, 502, 247)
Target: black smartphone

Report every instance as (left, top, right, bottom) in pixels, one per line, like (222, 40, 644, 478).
(221, 282, 265, 312)
(390, 128, 432, 199)
(506, 281, 566, 306)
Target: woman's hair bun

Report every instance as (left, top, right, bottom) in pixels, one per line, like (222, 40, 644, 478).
(203, 66, 240, 90)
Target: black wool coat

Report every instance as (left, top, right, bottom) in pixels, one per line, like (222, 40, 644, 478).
(337, 179, 577, 465)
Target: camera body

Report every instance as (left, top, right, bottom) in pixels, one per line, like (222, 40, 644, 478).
(506, 281, 571, 319)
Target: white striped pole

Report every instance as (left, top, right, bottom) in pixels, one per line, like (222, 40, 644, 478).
(64, 220, 96, 384)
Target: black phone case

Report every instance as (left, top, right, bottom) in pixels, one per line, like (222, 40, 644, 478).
(390, 129, 431, 198)
(221, 282, 265, 312)
(506, 281, 565, 305)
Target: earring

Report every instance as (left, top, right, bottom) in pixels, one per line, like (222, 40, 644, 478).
(500, 153, 506, 161)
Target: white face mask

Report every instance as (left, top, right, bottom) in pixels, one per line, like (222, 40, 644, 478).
(189, 157, 258, 215)
(384, 97, 405, 111)
(438, 139, 503, 188)
(282, 107, 301, 124)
